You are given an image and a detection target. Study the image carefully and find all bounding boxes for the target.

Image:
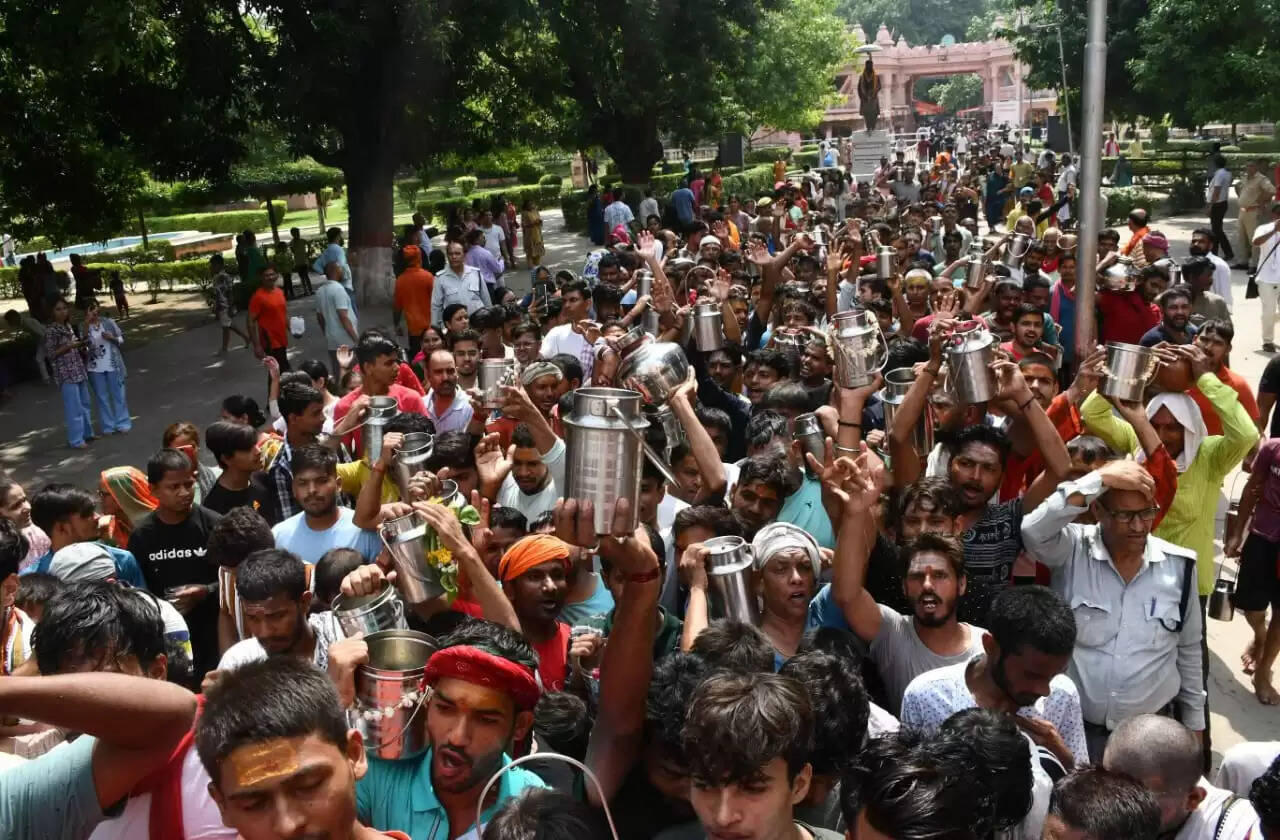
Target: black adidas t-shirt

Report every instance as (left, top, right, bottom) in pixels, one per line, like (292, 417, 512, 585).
(128, 505, 222, 678)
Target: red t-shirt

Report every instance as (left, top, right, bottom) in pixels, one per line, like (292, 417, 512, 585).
(333, 384, 427, 456)
(532, 622, 571, 692)
(248, 287, 289, 349)
(1189, 367, 1260, 436)
(1037, 184, 1054, 206)
(1096, 290, 1159, 345)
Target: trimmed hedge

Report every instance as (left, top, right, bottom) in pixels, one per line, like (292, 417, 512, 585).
(792, 150, 820, 169)
(455, 176, 478, 196)
(746, 146, 793, 164)
(1102, 187, 1159, 224)
(125, 210, 268, 236)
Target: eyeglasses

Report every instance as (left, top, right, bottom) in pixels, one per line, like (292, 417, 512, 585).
(1098, 503, 1160, 524)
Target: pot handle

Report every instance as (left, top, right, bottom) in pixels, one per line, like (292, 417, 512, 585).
(609, 404, 680, 485)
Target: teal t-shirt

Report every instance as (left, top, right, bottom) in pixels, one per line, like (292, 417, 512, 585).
(0, 734, 110, 839)
(777, 475, 835, 549)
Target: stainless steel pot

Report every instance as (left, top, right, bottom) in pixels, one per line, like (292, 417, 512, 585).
(792, 412, 826, 472)
(355, 629, 438, 760)
(390, 432, 434, 501)
(879, 366, 931, 456)
(363, 396, 399, 462)
(333, 584, 407, 638)
(830, 309, 888, 388)
(876, 245, 896, 280)
(635, 270, 660, 336)
(617, 341, 689, 406)
(964, 255, 988, 291)
(1100, 342, 1158, 402)
(378, 512, 443, 604)
(563, 388, 678, 534)
(704, 536, 759, 624)
(1001, 232, 1032, 269)
(690, 302, 725, 352)
(477, 358, 517, 410)
(1208, 578, 1236, 621)
(944, 324, 998, 405)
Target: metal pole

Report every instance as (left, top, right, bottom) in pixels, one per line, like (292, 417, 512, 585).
(1074, 0, 1108, 360)
(1056, 25, 1075, 155)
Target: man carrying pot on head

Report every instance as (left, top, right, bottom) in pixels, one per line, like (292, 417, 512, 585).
(328, 620, 547, 840)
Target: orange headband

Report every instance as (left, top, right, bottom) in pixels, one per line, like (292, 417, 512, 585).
(498, 534, 571, 582)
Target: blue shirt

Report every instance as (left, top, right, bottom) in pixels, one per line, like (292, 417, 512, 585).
(314, 279, 356, 350)
(272, 507, 381, 566)
(807, 583, 851, 632)
(557, 572, 616, 626)
(776, 476, 836, 549)
(671, 188, 696, 224)
(23, 542, 146, 589)
(356, 749, 546, 840)
(0, 733, 109, 839)
(313, 242, 353, 289)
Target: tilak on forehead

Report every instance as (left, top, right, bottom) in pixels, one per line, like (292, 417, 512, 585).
(228, 739, 301, 789)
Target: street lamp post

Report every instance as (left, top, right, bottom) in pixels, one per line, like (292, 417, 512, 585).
(1074, 0, 1108, 358)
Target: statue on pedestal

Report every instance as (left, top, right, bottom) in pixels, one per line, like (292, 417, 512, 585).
(857, 57, 882, 133)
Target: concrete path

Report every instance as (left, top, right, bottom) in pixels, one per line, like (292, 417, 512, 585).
(2, 206, 1275, 769)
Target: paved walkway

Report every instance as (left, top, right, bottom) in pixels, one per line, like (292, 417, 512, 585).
(2, 206, 1276, 767)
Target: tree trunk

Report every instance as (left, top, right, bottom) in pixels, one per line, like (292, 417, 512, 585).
(317, 194, 327, 235)
(345, 161, 396, 309)
(602, 118, 663, 185)
(138, 211, 149, 250)
(265, 195, 281, 245)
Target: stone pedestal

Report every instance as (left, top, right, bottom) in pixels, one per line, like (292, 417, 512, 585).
(850, 130, 892, 183)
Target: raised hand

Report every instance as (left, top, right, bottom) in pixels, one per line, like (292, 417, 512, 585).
(636, 230, 657, 260)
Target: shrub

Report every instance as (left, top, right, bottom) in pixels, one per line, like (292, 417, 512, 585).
(538, 173, 562, 187)
(746, 146, 792, 165)
(1166, 176, 1204, 214)
(1102, 187, 1158, 224)
(1151, 123, 1170, 149)
(396, 178, 422, 208)
(257, 200, 288, 220)
(793, 150, 820, 169)
(128, 210, 268, 236)
(455, 176, 478, 196)
(516, 162, 544, 185)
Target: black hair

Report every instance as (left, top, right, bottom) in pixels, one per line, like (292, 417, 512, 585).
(761, 382, 812, 415)
(440, 618, 539, 671)
(532, 692, 592, 760)
(197, 657, 350, 787)
(15, 571, 63, 615)
(1099, 228, 1122, 245)
(937, 709, 1034, 832)
(442, 302, 469, 327)
(745, 348, 793, 379)
(278, 380, 323, 422)
(290, 442, 338, 477)
(385, 412, 436, 436)
(899, 532, 965, 579)
(1067, 434, 1118, 467)
(745, 410, 790, 452)
(426, 431, 476, 473)
(481, 788, 610, 840)
(315, 548, 365, 606)
(448, 328, 481, 350)
(948, 424, 1012, 462)
(691, 619, 775, 673)
(33, 580, 166, 675)
(298, 358, 330, 385)
(560, 278, 590, 299)
(0, 518, 27, 580)
(1191, 226, 1216, 244)
(548, 354, 584, 386)
(1018, 352, 1056, 372)
(206, 506, 275, 568)
(1255, 757, 1280, 838)
(1199, 317, 1235, 345)
(512, 320, 541, 343)
(1050, 767, 1161, 840)
(1157, 285, 1192, 308)
(356, 331, 401, 367)
(1011, 302, 1045, 325)
(694, 405, 732, 439)
(1129, 208, 1149, 226)
(894, 477, 962, 524)
(779, 650, 870, 776)
(280, 370, 312, 388)
(468, 306, 506, 332)
(885, 338, 929, 372)
(29, 483, 95, 535)
(489, 506, 528, 535)
(146, 448, 193, 485)
(735, 452, 792, 497)
(511, 423, 537, 450)
(646, 651, 709, 763)
(237, 548, 307, 603)
(592, 283, 623, 308)
(672, 505, 743, 540)
(220, 394, 267, 428)
(841, 730, 989, 840)
(205, 420, 260, 470)
(683, 671, 813, 784)
(988, 585, 1076, 657)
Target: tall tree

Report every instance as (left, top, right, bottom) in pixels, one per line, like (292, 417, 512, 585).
(835, 0, 986, 46)
(542, 0, 850, 183)
(1130, 0, 1280, 127)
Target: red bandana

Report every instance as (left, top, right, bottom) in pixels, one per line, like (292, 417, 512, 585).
(423, 645, 541, 710)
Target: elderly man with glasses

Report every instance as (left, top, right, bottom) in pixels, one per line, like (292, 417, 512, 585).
(1021, 458, 1205, 765)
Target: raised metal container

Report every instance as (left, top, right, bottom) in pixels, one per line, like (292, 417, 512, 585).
(355, 629, 438, 760)
(792, 412, 826, 471)
(704, 536, 759, 624)
(830, 309, 888, 388)
(564, 388, 676, 534)
(477, 358, 517, 410)
(1100, 342, 1158, 402)
(390, 432, 434, 501)
(635, 270, 660, 335)
(964, 254, 988, 291)
(944, 324, 998, 405)
(1208, 578, 1236, 621)
(378, 511, 443, 604)
(333, 584, 408, 638)
(617, 341, 690, 406)
(690, 301, 725, 352)
(1001, 232, 1032, 269)
(876, 245, 896, 280)
(363, 395, 398, 462)
(879, 366, 931, 456)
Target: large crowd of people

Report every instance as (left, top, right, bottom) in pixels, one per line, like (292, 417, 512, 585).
(6, 123, 1280, 840)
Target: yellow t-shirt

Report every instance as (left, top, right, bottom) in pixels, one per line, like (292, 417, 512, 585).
(336, 460, 400, 503)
